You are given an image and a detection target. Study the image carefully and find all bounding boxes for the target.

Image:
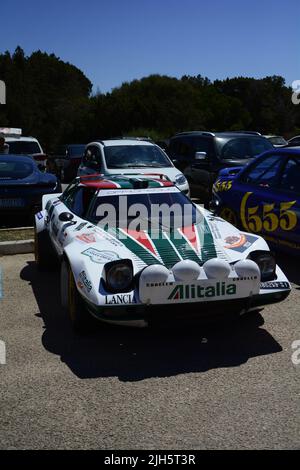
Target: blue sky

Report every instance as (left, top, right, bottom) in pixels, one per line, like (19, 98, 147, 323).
(0, 0, 299, 93)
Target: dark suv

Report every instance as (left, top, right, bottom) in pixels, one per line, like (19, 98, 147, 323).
(167, 131, 273, 202)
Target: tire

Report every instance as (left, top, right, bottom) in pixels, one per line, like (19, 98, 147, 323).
(219, 206, 239, 228)
(65, 262, 90, 333)
(34, 227, 58, 271)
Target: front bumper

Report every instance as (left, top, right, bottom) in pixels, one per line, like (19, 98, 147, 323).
(82, 287, 290, 326)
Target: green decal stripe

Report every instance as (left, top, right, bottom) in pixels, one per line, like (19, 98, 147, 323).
(170, 229, 202, 264)
(151, 230, 181, 268)
(197, 220, 217, 263)
(107, 227, 162, 266)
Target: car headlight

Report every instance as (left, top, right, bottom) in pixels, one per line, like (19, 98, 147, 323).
(175, 174, 187, 186)
(247, 250, 276, 282)
(104, 259, 133, 293)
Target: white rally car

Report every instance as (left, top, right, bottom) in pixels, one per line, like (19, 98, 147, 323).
(34, 174, 291, 331)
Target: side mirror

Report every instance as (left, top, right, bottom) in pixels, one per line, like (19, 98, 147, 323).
(195, 151, 207, 160)
(59, 212, 74, 222)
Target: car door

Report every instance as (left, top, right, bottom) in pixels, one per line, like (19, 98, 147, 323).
(272, 157, 300, 249)
(47, 181, 79, 253)
(234, 153, 287, 239)
(188, 136, 215, 201)
(48, 182, 96, 254)
(168, 137, 192, 172)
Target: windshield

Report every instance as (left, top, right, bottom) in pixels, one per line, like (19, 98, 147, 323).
(0, 159, 34, 180)
(7, 140, 42, 155)
(104, 145, 172, 169)
(216, 137, 273, 160)
(90, 190, 200, 230)
(268, 136, 287, 146)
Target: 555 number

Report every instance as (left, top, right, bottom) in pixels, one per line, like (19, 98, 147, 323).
(240, 192, 297, 233)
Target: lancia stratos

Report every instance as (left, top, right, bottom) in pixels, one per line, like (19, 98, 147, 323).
(34, 174, 291, 330)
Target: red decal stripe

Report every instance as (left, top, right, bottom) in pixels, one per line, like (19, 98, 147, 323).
(124, 229, 157, 256)
(179, 225, 199, 253)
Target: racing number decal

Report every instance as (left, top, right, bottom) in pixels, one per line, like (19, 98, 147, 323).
(213, 180, 233, 192)
(240, 192, 297, 233)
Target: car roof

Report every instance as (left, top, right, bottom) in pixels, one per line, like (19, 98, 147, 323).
(263, 148, 300, 156)
(79, 174, 174, 190)
(5, 136, 40, 143)
(93, 139, 155, 147)
(0, 153, 36, 163)
(172, 131, 265, 139)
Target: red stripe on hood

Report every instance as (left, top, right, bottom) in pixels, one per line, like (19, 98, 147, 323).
(178, 225, 200, 253)
(123, 229, 158, 256)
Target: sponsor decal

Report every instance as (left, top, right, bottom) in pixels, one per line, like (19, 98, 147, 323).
(75, 222, 87, 231)
(105, 294, 135, 305)
(76, 233, 97, 244)
(82, 248, 120, 264)
(240, 192, 297, 233)
(209, 222, 222, 239)
(45, 200, 52, 212)
(213, 180, 233, 192)
(167, 282, 237, 300)
(77, 271, 92, 293)
(260, 281, 290, 290)
(224, 234, 257, 252)
(52, 199, 62, 207)
(37, 212, 43, 220)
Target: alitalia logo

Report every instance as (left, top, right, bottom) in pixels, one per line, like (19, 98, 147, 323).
(168, 282, 237, 300)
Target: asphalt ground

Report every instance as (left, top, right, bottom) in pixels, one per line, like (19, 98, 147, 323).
(0, 252, 299, 449)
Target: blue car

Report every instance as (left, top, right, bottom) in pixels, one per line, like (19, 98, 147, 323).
(0, 154, 61, 221)
(211, 148, 300, 254)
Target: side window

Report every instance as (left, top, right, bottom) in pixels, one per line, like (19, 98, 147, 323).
(177, 138, 192, 158)
(61, 183, 80, 209)
(221, 138, 248, 159)
(240, 155, 283, 187)
(63, 186, 96, 217)
(280, 159, 300, 194)
(190, 137, 213, 158)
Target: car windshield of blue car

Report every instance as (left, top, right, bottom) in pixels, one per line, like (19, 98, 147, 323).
(0, 159, 34, 180)
(104, 145, 173, 168)
(216, 137, 273, 160)
(7, 141, 41, 154)
(89, 191, 201, 230)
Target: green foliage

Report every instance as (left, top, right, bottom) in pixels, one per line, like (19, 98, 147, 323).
(1, 47, 299, 151)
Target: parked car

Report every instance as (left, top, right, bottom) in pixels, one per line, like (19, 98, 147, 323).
(0, 128, 47, 170)
(287, 135, 300, 147)
(264, 135, 288, 147)
(34, 174, 290, 331)
(167, 131, 273, 203)
(77, 138, 190, 195)
(49, 144, 85, 182)
(0, 154, 61, 221)
(210, 148, 300, 254)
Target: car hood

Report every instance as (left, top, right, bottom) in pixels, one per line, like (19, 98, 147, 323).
(64, 206, 267, 278)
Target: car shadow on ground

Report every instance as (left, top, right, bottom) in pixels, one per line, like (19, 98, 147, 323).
(20, 261, 282, 382)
